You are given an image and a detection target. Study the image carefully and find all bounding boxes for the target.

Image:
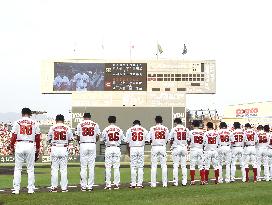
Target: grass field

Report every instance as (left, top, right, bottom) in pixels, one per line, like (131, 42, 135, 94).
(1, 163, 272, 205)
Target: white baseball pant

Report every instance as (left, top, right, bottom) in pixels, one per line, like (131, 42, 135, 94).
(130, 146, 144, 187)
(256, 148, 269, 181)
(51, 146, 68, 190)
(218, 146, 231, 183)
(172, 145, 187, 186)
(231, 147, 245, 181)
(151, 145, 167, 187)
(80, 143, 96, 189)
(13, 142, 35, 192)
(105, 146, 121, 187)
(189, 148, 204, 170)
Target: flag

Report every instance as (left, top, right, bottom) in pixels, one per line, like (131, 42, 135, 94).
(157, 43, 163, 54)
(182, 44, 187, 55)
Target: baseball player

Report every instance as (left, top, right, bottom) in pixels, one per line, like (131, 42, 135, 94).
(169, 118, 189, 186)
(76, 113, 101, 191)
(124, 120, 148, 188)
(47, 114, 74, 192)
(72, 72, 90, 91)
(230, 122, 245, 182)
(243, 123, 258, 182)
(101, 116, 124, 190)
(188, 120, 205, 185)
(9, 108, 41, 194)
(217, 122, 232, 183)
(148, 116, 169, 187)
(265, 125, 272, 179)
(203, 122, 219, 184)
(256, 125, 269, 181)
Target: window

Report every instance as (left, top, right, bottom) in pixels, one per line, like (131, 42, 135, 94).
(201, 63, 205, 72)
(197, 74, 200, 77)
(152, 88, 160, 91)
(201, 74, 204, 77)
(191, 83, 200, 86)
(175, 74, 181, 77)
(171, 78, 175, 81)
(189, 74, 192, 77)
(157, 78, 163, 81)
(193, 74, 196, 77)
(182, 78, 186, 81)
(177, 88, 186, 91)
(201, 78, 204, 81)
(157, 74, 163, 77)
(165, 88, 170, 91)
(175, 78, 181, 81)
(193, 78, 196, 81)
(197, 78, 200, 81)
(189, 78, 192, 81)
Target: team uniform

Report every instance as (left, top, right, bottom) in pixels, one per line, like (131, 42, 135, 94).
(53, 75, 70, 91)
(217, 129, 232, 183)
(169, 124, 189, 186)
(256, 130, 269, 181)
(72, 73, 90, 91)
(77, 120, 101, 190)
(47, 123, 74, 191)
(243, 128, 258, 182)
(188, 129, 205, 184)
(203, 130, 219, 183)
(101, 124, 124, 189)
(125, 125, 148, 187)
(148, 124, 170, 187)
(266, 133, 272, 179)
(10, 117, 41, 193)
(230, 129, 245, 182)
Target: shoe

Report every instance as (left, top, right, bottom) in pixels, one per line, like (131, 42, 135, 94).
(172, 183, 178, 187)
(88, 188, 93, 192)
(137, 185, 144, 189)
(200, 181, 205, 185)
(257, 178, 262, 182)
(81, 187, 87, 192)
(182, 184, 187, 186)
(49, 187, 58, 193)
(113, 185, 119, 190)
(129, 185, 136, 189)
(104, 186, 111, 190)
(254, 180, 257, 183)
(62, 189, 68, 193)
(28, 189, 35, 194)
(12, 190, 19, 195)
(162, 184, 167, 187)
(190, 181, 195, 185)
(230, 178, 235, 183)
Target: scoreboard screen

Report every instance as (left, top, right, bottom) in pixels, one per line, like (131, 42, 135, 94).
(53, 62, 147, 92)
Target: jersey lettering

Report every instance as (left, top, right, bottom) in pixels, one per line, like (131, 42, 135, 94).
(177, 131, 186, 140)
(155, 131, 165, 139)
(108, 132, 119, 141)
(132, 132, 143, 141)
(82, 127, 95, 137)
(53, 131, 67, 140)
(194, 136, 203, 144)
(20, 125, 32, 135)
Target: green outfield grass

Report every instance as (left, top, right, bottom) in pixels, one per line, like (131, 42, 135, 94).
(1, 163, 271, 205)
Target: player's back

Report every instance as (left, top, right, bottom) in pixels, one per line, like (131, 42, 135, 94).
(189, 128, 204, 150)
(77, 120, 100, 143)
(257, 130, 269, 149)
(12, 117, 40, 142)
(204, 130, 219, 151)
(231, 129, 244, 147)
(170, 124, 188, 147)
(102, 124, 123, 147)
(126, 125, 148, 147)
(48, 123, 73, 145)
(244, 128, 257, 146)
(149, 124, 169, 146)
(218, 129, 231, 146)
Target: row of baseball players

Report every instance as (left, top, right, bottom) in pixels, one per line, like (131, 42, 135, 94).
(9, 108, 272, 194)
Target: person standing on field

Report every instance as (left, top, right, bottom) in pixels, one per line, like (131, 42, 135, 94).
(48, 114, 74, 192)
(101, 116, 124, 190)
(148, 116, 169, 188)
(9, 108, 41, 194)
(76, 113, 101, 191)
(124, 120, 148, 188)
(169, 118, 189, 186)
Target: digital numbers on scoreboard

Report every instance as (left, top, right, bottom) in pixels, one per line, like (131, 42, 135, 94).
(104, 63, 147, 91)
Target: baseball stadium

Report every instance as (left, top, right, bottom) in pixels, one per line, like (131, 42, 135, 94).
(1, 1, 272, 205)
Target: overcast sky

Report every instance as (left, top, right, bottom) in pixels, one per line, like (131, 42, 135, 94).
(0, 0, 271, 118)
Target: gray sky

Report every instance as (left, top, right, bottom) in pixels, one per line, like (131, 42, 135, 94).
(0, 0, 271, 118)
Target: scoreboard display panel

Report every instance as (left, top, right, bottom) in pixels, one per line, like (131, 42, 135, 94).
(53, 62, 147, 92)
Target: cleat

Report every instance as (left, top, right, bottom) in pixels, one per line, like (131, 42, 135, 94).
(81, 188, 87, 192)
(62, 189, 68, 193)
(162, 184, 167, 188)
(200, 181, 205, 185)
(182, 184, 187, 186)
(12, 190, 19, 195)
(172, 183, 178, 187)
(129, 185, 136, 189)
(190, 181, 195, 185)
(137, 185, 144, 189)
(28, 189, 35, 194)
(88, 188, 93, 192)
(113, 185, 119, 190)
(104, 186, 111, 190)
(49, 188, 58, 193)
